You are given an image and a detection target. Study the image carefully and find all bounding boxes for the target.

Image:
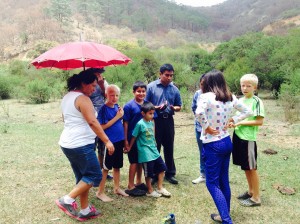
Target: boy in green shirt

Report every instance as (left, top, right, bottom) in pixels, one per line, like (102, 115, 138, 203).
(231, 74, 265, 207)
(128, 102, 171, 198)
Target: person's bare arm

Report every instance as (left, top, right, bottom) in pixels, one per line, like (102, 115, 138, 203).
(234, 116, 264, 127)
(123, 121, 129, 152)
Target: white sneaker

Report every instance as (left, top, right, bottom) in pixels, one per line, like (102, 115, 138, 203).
(192, 175, 205, 184)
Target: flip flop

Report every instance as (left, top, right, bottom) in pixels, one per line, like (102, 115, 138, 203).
(210, 214, 222, 223)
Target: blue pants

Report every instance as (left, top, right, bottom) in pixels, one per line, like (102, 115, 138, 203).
(203, 136, 233, 224)
(195, 129, 205, 175)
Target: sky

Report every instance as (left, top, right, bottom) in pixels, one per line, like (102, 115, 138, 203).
(175, 0, 227, 7)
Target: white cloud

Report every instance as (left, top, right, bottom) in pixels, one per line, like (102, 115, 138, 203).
(175, 0, 227, 7)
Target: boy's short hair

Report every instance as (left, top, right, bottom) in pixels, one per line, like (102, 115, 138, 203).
(133, 81, 147, 91)
(240, 74, 259, 87)
(141, 102, 155, 113)
(106, 84, 120, 94)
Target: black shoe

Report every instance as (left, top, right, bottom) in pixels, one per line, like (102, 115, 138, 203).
(210, 213, 222, 223)
(135, 183, 148, 192)
(125, 187, 146, 197)
(165, 176, 178, 185)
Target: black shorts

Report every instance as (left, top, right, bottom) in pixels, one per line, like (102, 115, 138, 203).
(95, 137, 105, 156)
(232, 131, 257, 170)
(127, 142, 139, 164)
(142, 156, 167, 178)
(103, 140, 124, 170)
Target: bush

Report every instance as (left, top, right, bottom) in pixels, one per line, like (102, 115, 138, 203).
(0, 77, 12, 99)
(279, 70, 300, 122)
(25, 79, 51, 104)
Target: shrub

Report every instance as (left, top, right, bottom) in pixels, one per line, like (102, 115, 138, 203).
(0, 77, 12, 99)
(25, 79, 51, 104)
(279, 70, 300, 122)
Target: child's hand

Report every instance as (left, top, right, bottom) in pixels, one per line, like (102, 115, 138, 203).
(124, 146, 131, 154)
(116, 106, 124, 118)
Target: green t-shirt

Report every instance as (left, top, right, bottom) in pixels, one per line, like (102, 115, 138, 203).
(132, 119, 160, 163)
(234, 96, 265, 141)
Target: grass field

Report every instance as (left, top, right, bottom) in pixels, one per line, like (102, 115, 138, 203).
(0, 98, 299, 224)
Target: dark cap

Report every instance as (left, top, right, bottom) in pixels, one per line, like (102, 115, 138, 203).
(87, 67, 105, 73)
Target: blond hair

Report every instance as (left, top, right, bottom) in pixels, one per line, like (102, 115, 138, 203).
(240, 74, 258, 87)
(105, 84, 120, 94)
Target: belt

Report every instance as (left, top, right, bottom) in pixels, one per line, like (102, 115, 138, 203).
(158, 113, 172, 119)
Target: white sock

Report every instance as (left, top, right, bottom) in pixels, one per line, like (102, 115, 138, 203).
(80, 205, 91, 215)
(63, 195, 75, 204)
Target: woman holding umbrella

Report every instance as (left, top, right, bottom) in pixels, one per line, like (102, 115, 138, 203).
(56, 69, 114, 221)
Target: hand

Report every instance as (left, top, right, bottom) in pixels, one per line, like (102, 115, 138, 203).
(116, 106, 124, 118)
(123, 141, 130, 153)
(158, 101, 167, 111)
(205, 126, 220, 136)
(105, 141, 115, 155)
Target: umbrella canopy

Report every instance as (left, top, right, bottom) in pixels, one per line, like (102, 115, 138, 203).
(31, 41, 132, 70)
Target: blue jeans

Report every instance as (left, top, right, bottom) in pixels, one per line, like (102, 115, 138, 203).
(195, 129, 205, 176)
(61, 144, 102, 187)
(203, 136, 233, 224)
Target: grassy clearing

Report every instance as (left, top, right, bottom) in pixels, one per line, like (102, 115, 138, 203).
(0, 98, 299, 224)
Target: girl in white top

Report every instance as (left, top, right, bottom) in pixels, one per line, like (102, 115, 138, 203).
(195, 70, 252, 224)
(56, 70, 114, 222)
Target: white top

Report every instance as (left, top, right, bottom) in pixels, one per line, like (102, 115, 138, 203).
(196, 92, 253, 144)
(59, 91, 96, 148)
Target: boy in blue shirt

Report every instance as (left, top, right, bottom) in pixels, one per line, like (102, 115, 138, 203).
(128, 102, 171, 198)
(96, 84, 129, 202)
(123, 81, 148, 196)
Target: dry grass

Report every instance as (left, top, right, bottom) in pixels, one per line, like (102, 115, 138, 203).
(0, 98, 299, 224)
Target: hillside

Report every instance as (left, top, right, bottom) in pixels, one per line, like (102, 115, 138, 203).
(0, 0, 300, 61)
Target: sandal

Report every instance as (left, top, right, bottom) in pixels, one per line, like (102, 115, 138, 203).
(237, 191, 252, 200)
(210, 213, 222, 223)
(135, 183, 148, 192)
(239, 198, 261, 207)
(146, 190, 162, 198)
(157, 188, 171, 197)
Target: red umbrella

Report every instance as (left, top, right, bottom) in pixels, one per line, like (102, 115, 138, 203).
(31, 41, 131, 70)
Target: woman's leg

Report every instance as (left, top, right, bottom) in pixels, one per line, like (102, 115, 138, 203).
(204, 140, 233, 224)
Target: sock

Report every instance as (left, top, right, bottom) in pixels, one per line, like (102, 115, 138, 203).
(63, 195, 75, 204)
(80, 205, 91, 215)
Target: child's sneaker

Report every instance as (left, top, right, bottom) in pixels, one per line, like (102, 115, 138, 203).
(162, 213, 176, 224)
(55, 197, 78, 219)
(77, 205, 102, 221)
(146, 190, 162, 198)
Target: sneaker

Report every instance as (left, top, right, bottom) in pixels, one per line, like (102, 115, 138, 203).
(146, 190, 162, 198)
(157, 188, 171, 197)
(239, 198, 261, 207)
(135, 183, 148, 192)
(125, 187, 146, 197)
(107, 174, 113, 180)
(237, 191, 252, 200)
(77, 205, 102, 221)
(192, 175, 205, 184)
(162, 213, 176, 224)
(55, 197, 78, 219)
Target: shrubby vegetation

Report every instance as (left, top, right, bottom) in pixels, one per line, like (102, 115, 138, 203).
(0, 28, 300, 120)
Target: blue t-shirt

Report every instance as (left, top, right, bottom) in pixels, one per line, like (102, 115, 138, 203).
(90, 85, 105, 113)
(97, 104, 124, 143)
(132, 119, 160, 163)
(191, 90, 202, 132)
(123, 99, 157, 141)
(145, 79, 182, 116)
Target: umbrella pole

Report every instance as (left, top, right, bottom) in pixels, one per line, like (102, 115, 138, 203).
(83, 61, 86, 70)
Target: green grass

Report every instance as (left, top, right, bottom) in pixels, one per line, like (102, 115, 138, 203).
(0, 98, 299, 224)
